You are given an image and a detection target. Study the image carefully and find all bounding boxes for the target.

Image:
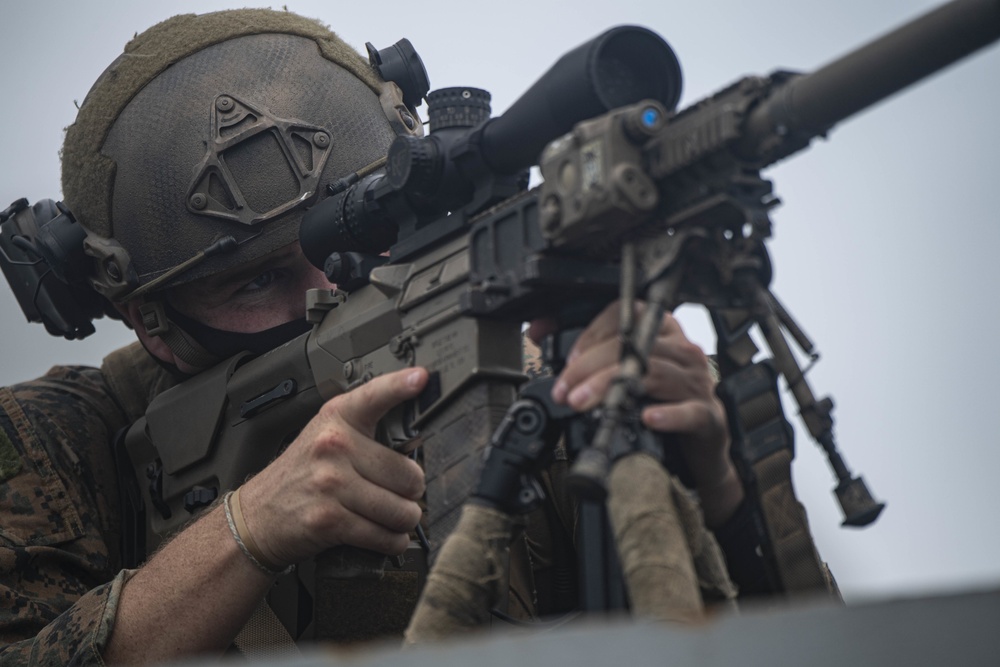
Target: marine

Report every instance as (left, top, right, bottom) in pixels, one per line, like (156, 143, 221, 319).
(0, 9, 830, 664)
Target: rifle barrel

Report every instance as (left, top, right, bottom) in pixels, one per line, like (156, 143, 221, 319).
(741, 0, 1000, 163)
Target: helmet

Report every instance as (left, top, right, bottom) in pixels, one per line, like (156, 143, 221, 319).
(61, 9, 421, 302)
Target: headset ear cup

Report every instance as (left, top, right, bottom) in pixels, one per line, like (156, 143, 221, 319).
(32, 201, 89, 283)
(0, 199, 107, 339)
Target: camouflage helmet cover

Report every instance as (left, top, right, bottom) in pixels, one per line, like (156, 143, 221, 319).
(61, 9, 419, 300)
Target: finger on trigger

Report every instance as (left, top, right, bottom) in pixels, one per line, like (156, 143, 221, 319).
(335, 367, 428, 433)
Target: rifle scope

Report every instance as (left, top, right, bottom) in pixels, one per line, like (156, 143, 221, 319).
(300, 25, 683, 266)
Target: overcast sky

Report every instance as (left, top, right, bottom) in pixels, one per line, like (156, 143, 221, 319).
(0, 0, 997, 604)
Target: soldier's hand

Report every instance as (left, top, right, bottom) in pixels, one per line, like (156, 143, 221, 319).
(238, 368, 427, 568)
(533, 302, 741, 523)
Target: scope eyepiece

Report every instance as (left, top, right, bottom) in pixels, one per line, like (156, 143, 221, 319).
(300, 174, 399, 267)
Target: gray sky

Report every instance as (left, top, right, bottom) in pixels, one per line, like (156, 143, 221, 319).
(1, 0, 997, 603)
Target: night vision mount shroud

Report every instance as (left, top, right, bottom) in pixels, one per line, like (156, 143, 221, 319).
(366, 37, 430, 114)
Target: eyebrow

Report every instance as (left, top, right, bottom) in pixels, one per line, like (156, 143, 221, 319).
(174, 246, 296, 298)
(202, 245, 301, 290)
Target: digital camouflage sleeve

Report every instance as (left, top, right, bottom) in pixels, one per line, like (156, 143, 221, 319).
(0, 365, 132, 665)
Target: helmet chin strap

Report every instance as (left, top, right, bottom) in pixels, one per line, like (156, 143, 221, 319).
(137, 297, 312, 372)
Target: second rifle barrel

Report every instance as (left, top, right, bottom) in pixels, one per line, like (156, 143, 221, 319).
(743, 0, 1000, 162)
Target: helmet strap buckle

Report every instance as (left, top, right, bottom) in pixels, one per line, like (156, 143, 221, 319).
(139, 300, 170, 337)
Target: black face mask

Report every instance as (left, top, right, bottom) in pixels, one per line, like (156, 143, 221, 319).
(161, 299, 312, 359)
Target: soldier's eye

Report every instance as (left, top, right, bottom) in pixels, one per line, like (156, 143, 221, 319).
(240, 269, 284, 293)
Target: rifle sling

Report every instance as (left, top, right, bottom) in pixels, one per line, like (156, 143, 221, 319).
(752, 448, 828, 593)
(716, 357, 830, 596)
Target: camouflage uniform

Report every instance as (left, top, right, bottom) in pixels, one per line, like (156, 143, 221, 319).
(0, 337, 792, 663)
(0, 340, 560, 662)
(0, 349, 177, 664)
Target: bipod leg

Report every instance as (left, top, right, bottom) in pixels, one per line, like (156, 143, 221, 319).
(538, 329, 629, 613)
(749, 283, 885, 527)
(562, 247, 703, 620)
(575, 500, 627, 612)
(566, 244, 684, 498)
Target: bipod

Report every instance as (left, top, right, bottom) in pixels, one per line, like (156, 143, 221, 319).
(560, 243, 706, 621)
(475, 327, 630, 613)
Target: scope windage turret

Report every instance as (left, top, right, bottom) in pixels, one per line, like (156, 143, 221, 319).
(385, 87, 494, 199)
(300, 25, 684, 270)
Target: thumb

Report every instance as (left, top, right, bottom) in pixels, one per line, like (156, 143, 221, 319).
(335, 367, 428, 434)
